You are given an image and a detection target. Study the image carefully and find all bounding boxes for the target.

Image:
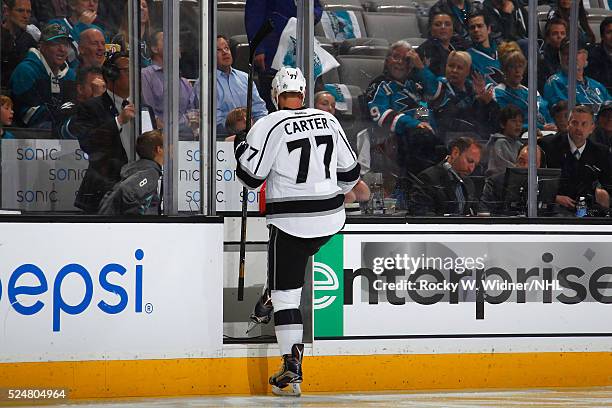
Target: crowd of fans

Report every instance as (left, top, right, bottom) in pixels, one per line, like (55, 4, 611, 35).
(357, 4, 611, 217)
(0, 0, 610, 217)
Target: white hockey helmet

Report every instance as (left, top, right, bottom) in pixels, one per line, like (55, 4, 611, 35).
(271, 66, 306, 109)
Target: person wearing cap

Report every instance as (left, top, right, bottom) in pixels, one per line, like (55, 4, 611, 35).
(543, 38, 610, 110)
(9, 22, 76, 131)
(590, 103, 612, 154)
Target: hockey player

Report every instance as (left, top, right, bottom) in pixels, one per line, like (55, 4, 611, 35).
(235, 66, 360, 396)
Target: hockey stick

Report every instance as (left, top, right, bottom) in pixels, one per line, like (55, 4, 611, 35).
(238, 19, 274, 301)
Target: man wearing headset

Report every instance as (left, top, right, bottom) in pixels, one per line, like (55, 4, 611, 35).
(408, 136, 482, 216)
(68, 51, 135, 213)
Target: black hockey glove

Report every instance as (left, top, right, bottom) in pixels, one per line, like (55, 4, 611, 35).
(233, 130, 248, 160)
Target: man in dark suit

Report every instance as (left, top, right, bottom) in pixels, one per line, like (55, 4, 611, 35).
(409, 136, 482, 216)
(68, 52, 135, 213)
(539, 105, 611, 213)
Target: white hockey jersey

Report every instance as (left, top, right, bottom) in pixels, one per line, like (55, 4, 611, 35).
(235, 108, 360, 238)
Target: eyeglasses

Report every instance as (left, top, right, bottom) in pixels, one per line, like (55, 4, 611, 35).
(217, 47, 231, 53)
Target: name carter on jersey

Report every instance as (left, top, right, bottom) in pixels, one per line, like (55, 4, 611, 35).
(284, 117, 330, 135)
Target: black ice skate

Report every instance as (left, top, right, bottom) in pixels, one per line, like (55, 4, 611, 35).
(246, 290, 273, 334)
(269, 343, 304, 397)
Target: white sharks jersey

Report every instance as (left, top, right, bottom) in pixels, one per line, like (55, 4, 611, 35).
(235, 108, 360, 238)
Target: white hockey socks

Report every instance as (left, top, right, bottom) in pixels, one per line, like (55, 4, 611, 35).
(271, 288, 303, 355)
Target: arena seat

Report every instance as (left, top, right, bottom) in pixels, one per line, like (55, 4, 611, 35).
(366, 0, 418, 13)
(336, 54, 386, 91)
(315, 8, 368, 40)
(362, 12, 422, 42)
(218, 9, 247, 39)
(337, 37, 389, 55)
(217, 0, 246, 9)
(321, 0, 367, 9)
(229, 35, 249, 73)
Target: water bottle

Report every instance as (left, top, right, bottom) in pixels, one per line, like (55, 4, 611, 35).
(369, 173, 385, 215)
(575, 196, 587, 218)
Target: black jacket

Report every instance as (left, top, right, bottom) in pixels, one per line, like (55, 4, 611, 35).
(429, 0, 473, 50)
(482, 0, 530, 43)
(538, 43, 561, 94)
(98, 158, 162, 215)
(586, 43, 612, 95)
(417, 38, 459, 78)
(69, 92, 128, 212)
(409, 161, 478, 216)
(539, 132, 612, 199)
(0, 26, 37, 87)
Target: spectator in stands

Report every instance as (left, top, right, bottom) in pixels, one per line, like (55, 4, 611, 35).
(208, 35, 267, 137)
(480, 144, 543, 215)
(485, 104, 524, 176)
(590, 102, 612, 153)
(98, 129, 163, 216)
(69, 51, 134, 213)
(429, 0, 474, 48)
(544, 38, 610, 109)
(314, 90, 336, 115)
(366, 40, 442, 177)
(97, 0, 124, 40)
(50, 0, 106, 43)
(1, 0, 38, 87)
(141, 31, 197, 139)
(75, 27, 105, 68)
(538, 18, 567, 93)
(482, 0, 529, 43)
(429, 50, 499, 141)
(31, 0, 68, 25)
(111, 0, 151, 67)
(245, 0, 323, 111)
(539, 105, 611, 212)
(0, 95, 16, 139)
(549, 100, 569, 135)
(59, 66, 105, 138)
(409, 136, 482, 216)
(9, 23, 76, 131)
(546, 0, 595, 45)
(492, 42, 555, 130)
(466, 9, 503, 85)
(586, 17, 612, 95)
(417, 9, 460, 77)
